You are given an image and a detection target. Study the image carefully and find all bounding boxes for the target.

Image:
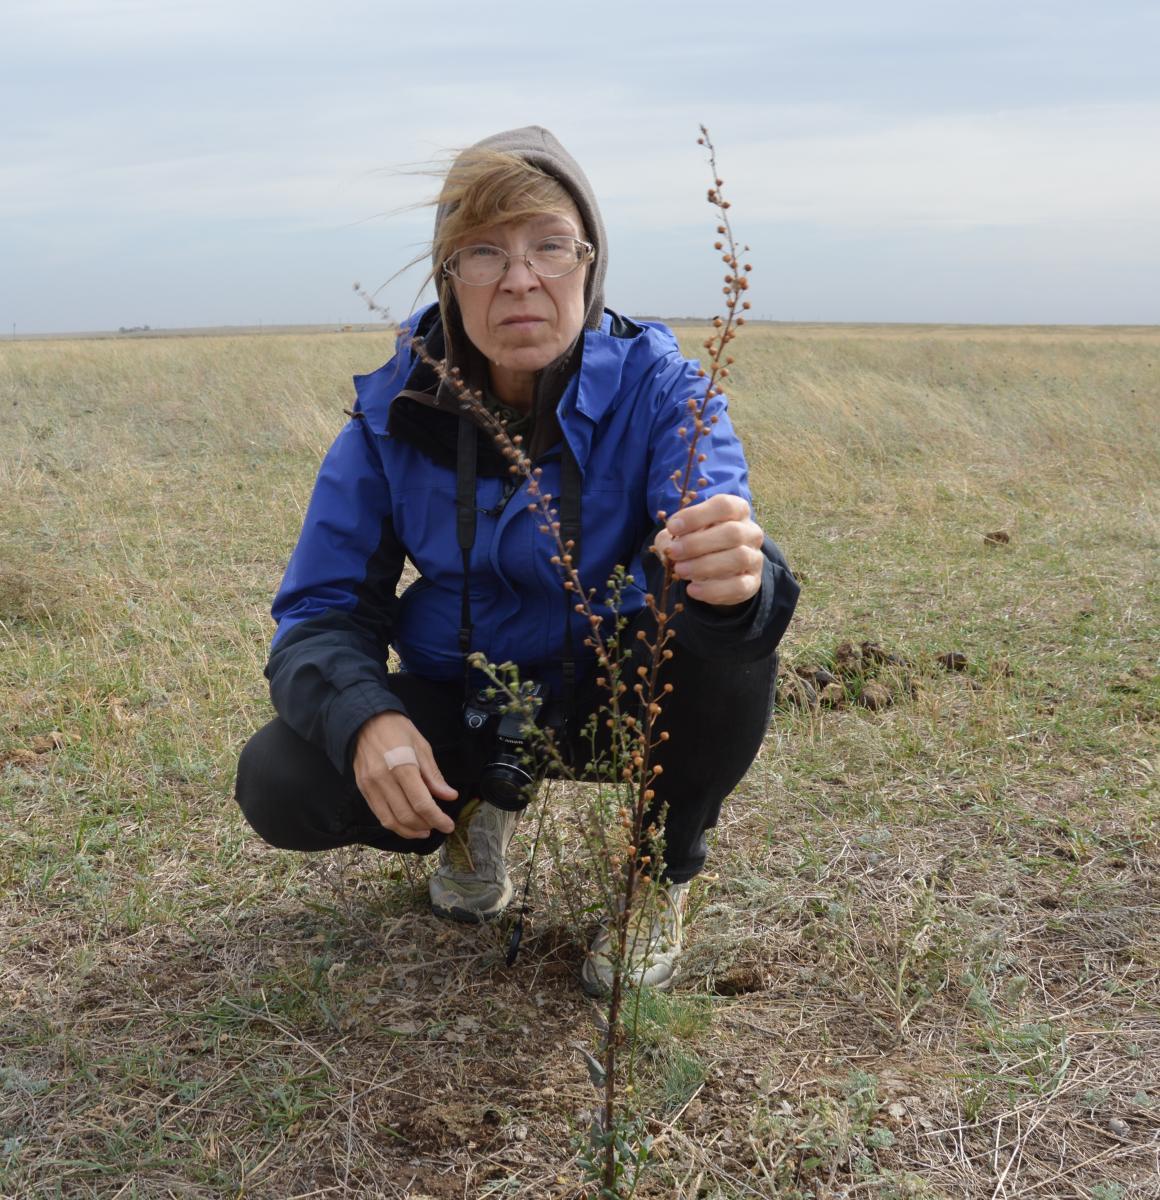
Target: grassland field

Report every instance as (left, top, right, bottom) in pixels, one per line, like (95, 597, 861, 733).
(0, 323, 1156, 1199)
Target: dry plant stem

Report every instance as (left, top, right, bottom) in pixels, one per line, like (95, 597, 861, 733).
(600, 123, 750, 1154)
(361, 128, 749, 1197)
(393, 343, 633, 909)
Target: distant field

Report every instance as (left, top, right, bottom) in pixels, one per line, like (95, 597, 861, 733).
(8, 322, 386, 341)
(12, 318, 1160, 340)
(1, 324, 1156, 1198)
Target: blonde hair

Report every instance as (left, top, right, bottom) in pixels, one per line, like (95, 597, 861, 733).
(434, 150, 585, 253)
(431, 148, 585, 289)
(382, 147, 589, 320)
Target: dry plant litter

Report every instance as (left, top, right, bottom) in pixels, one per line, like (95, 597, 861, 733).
(1, 313, 1157, 1196)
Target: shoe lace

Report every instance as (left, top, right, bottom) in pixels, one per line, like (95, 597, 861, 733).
(445, 797, 480, 874)
(624, 881, 685, 956)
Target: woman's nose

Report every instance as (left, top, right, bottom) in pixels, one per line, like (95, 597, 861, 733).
(500, 254, 539, 290)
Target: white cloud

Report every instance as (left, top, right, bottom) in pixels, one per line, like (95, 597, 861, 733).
(3, 2, 1158, 327)
(14, 99, 1155, 235)
(6, 0, 315, 47)
(595, 103, 1160, 233)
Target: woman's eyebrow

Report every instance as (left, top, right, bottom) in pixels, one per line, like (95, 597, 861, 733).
(527, 213, 578, 230)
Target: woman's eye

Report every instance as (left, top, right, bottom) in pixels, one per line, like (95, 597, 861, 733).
(466, 245, 502, 259)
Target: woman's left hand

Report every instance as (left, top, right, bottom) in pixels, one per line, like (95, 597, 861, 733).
(653, 493, 765, 608)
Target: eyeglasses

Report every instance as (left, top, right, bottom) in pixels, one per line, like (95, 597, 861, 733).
(442, 236, 595, 286)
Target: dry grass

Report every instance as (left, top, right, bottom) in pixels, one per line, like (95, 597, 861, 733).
(1, 324, 1157, 1198)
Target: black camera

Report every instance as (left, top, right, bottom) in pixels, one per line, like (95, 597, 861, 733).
(463, 681, 557, 811)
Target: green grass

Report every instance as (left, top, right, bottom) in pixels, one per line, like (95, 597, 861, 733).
(1, 324, 1157, 1198)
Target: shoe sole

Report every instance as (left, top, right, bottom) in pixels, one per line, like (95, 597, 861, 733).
(579, 961, 677, 996)
(430, 900, 510, 924)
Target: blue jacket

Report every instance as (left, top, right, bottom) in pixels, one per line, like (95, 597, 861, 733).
(266, 307, 799, 772)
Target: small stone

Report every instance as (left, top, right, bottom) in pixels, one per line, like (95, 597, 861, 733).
(1108, 1117, 1130, 1138)
(859, 682, 892, 711)
(834, 641, 864, 675)
(29, 732, 66, 754)
(937, 651, 968, 671)
(780, 674, 818, 710)
(984, 530, 1010, 545)
(1, 749, 39, 767)
(796, 664, 837, 688)
(819, 682, 846, 707)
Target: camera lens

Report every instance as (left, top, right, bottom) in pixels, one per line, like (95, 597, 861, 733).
(480, 755, 536, 811)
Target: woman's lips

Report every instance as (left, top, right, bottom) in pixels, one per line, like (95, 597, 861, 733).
(500, 316, 545, 326)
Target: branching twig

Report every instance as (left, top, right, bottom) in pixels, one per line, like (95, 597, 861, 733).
(356, 125, 752, 1199)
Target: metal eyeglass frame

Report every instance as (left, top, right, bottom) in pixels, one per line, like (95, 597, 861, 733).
(442, 237, 595, 286)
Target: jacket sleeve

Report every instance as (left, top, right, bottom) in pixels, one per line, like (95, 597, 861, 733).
(265, 414, 409, 774)
(639, 352, 799, 662)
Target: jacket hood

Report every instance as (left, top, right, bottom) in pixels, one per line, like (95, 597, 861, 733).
(433, 125, 607, 332)
(430, 126, 608, 442)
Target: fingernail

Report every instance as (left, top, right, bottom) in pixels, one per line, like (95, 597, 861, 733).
(668, 516, 685, 535)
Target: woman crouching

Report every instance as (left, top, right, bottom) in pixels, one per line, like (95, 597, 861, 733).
(234, 125, 799, 994)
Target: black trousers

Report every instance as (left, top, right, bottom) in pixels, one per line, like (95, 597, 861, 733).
(235, 617, 777, 884)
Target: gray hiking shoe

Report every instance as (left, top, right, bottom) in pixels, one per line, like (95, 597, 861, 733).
(428, 798, 518, 923)
(580, 880, 691, 995)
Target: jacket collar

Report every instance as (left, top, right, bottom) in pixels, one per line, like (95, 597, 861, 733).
(354, 306, 649, 472)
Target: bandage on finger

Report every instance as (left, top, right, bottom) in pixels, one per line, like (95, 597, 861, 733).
(383, 746, 419, 771)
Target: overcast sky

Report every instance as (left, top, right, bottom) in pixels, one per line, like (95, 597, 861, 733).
(2, 0, 1158, 332)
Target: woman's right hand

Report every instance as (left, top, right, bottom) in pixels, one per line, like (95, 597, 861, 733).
(353, 712, 458, 839)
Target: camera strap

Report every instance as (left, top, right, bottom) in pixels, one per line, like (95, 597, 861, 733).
(455, 415, 478, 694)
(455, 416, 582, 971)
(455, 415, 582, 718)
(559, 442, 582, 735)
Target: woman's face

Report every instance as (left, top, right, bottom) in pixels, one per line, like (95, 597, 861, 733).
(449, 209, 589, 406)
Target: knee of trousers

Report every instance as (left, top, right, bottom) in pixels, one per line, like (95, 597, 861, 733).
(233, 722, 345, 851)
(234, 730, 291, 848)
(234, 721, 452, 856)
(648, 649, 778, 803)
(659, 647, 778, 731)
